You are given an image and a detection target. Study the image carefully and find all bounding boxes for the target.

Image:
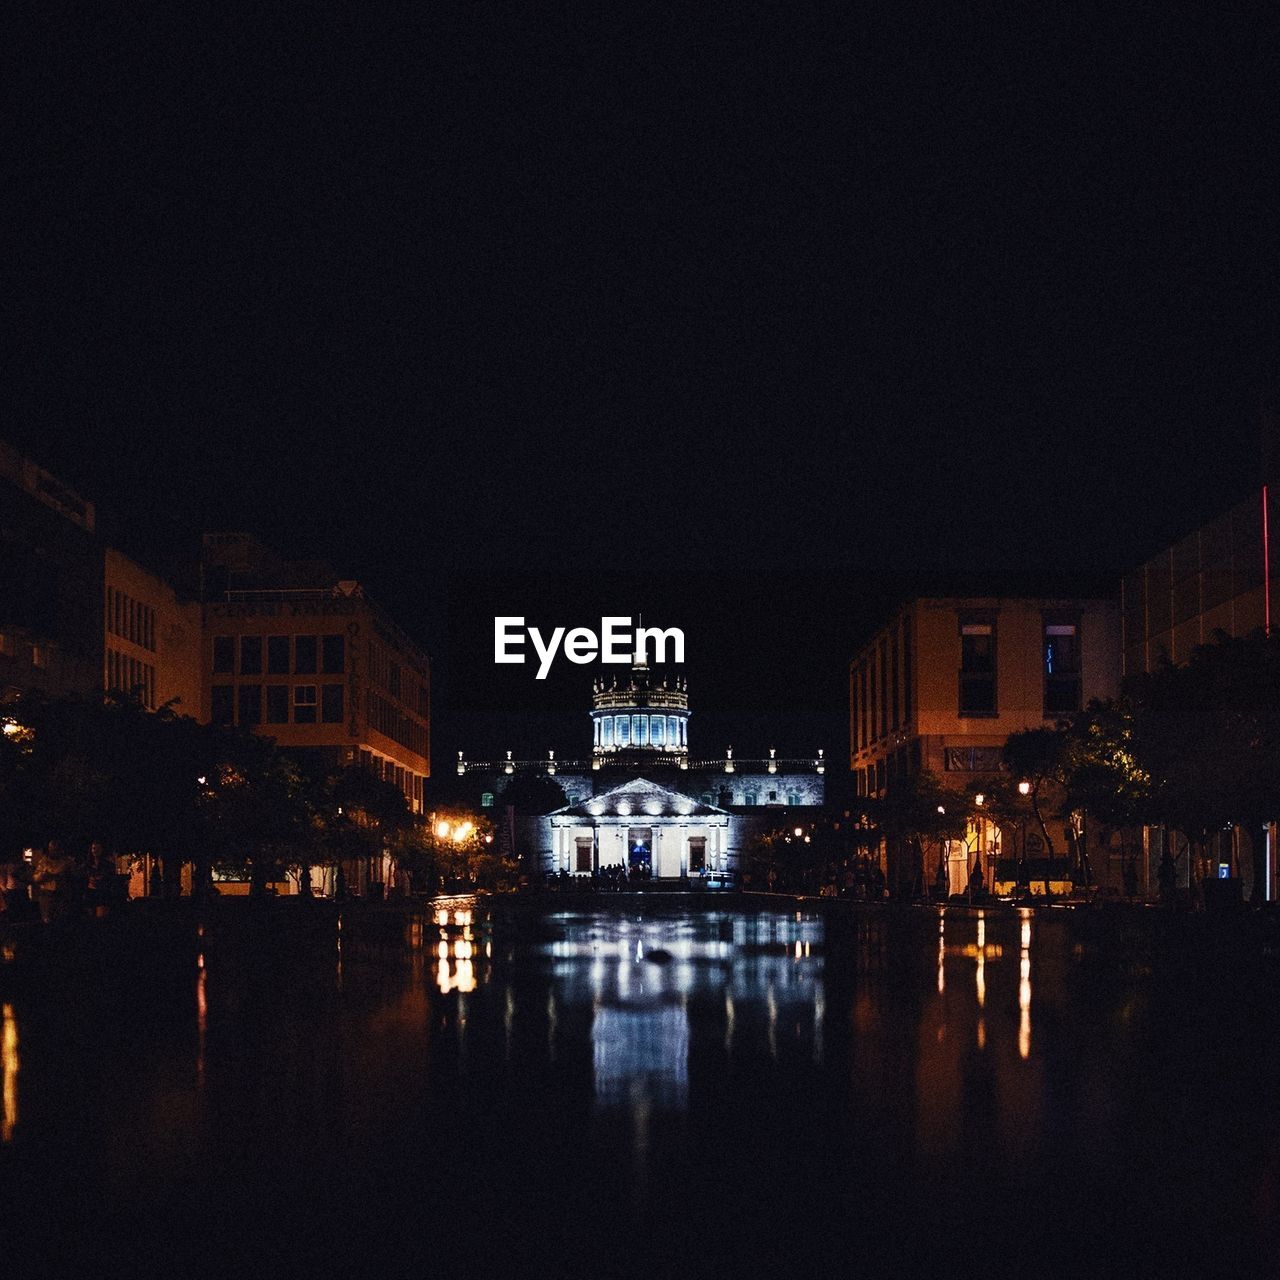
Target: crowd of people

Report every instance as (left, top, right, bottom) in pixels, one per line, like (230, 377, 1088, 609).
(0, 841, 127, 923)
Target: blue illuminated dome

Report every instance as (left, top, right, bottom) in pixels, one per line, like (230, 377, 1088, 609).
(591, 662, 689, 759)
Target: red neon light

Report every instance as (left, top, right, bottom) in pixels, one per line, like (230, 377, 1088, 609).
(1265, 484, 1272, 637)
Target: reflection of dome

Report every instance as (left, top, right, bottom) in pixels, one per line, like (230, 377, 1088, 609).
(591, 662, 690, 756)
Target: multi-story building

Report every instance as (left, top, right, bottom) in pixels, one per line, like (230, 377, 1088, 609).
(200, 533, 430, 815)
(103, 547, 203, 716)
(849, 596, 1121, 890)
(1, 440, 103, 699)
(1120, 479, 1279, 900)
(1121, 485, 1278, 677)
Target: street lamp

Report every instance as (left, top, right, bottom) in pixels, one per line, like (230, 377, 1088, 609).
(1017, 780, 1031, 898)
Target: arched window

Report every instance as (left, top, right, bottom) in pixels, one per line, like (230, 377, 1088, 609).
(744, 790, 758, 806)
(787, 791, 801, 806)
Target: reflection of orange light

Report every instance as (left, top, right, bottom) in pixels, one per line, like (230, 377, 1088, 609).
(2, 1003, 17, 1142)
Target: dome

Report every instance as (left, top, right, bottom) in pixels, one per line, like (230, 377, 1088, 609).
(590, 663, 690, 757)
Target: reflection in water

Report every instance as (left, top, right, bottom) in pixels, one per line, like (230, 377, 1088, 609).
(1019, 909, 1033, 1060)
(435, 906, 479, 993)
(593, 998, 689, 1109)
(2, 1002, 17, 1142)
(539, 911, 825, 1123)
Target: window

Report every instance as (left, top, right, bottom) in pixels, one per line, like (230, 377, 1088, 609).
(481, 792, 494, 807)
(890, 629, 900, 731)
(1044, 618, 1082, 716)
(212, 685, 234, 725)
(902, 615, 913, 724)
(213, 636, 234, 674)
(944, 746, 1004, 772)
(633, 714, 647, 745)
(768, 790, 778, 802)
(617, 716, 630, 746)
(787, 791, 801, 806)
(667, 716, 679, 746)
(322, 634, 345, 675)
(267, 636, 290, 675)
(266, 686, 289, 724)
(238, 684, 262, 726)
(602, 718, 614, 746)
(651, 715, 665, 746)
(294, 685, 317, 724)
(959, 616, 997, 716)
(240, 635, 262, 676)
(322, 684, 344, 724)
(744, 789, 758, 806)
(294, 636, 317, 674)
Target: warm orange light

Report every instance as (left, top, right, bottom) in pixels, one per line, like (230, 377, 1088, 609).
(1018, 780, 1032, 796)
(435, 820, 451, 840)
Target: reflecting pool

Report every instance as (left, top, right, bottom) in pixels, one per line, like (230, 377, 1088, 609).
(1, 903, 1277, 1277)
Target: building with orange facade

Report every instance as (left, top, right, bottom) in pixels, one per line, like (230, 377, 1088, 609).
(200, 533, 429, 816)
(850, 596, 1120, 892)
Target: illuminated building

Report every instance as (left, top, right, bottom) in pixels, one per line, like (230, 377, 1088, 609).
(454, 661, 825, 881)
(200, 533, 429, 814)
(849, 597, 1120, 891)
(103, 546, 202, 714)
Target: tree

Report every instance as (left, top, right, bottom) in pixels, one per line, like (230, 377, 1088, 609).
(871, 770, 969, 899)
(1059, 698, 1151, 892)
(325, 765, 412, 896)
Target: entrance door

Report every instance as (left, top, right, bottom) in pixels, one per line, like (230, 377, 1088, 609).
(628, 827, 652, 875)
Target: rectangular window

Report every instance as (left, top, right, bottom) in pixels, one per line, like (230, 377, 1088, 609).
(875, 640, 885, 742)
(322, 635, 345, 675)
(651, 715, 665, 746)
(267, 636, 290, 675)
(322, 684, 344, 724)
(617, 715, 630, 746)
(1044, 618, 1082, 717)
(266, 685, 289, 724)
(902, 615, 913, 725)
(238, 684, 262, 726)
(633, 714, 647, 745)
(240, 635, 262, 676)
(294, 684, 317, 724)
(959, 616, 997, 716)
(602, 718, 614, 746)
(890, 628, 900, 731)
(867, 660, 876, 744)
(213, 636, 234, 674)
(294, 636, 318, 674)
(211, 685, 234, 725)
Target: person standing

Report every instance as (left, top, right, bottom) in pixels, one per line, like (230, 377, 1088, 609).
(33, 840, 72, 923)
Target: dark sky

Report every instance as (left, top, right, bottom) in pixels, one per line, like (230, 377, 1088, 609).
(5, 4, 1278, 769)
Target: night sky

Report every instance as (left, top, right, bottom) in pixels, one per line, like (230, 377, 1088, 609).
(6, 5, 1277, 770)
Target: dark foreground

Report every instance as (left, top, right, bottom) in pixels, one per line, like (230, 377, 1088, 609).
(2, 900, 1279, 1278)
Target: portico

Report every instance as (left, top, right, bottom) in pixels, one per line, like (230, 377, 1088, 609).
(548, 777, 732, 879)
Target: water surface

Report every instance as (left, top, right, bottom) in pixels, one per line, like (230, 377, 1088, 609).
(2, 902, 1277, 1276)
